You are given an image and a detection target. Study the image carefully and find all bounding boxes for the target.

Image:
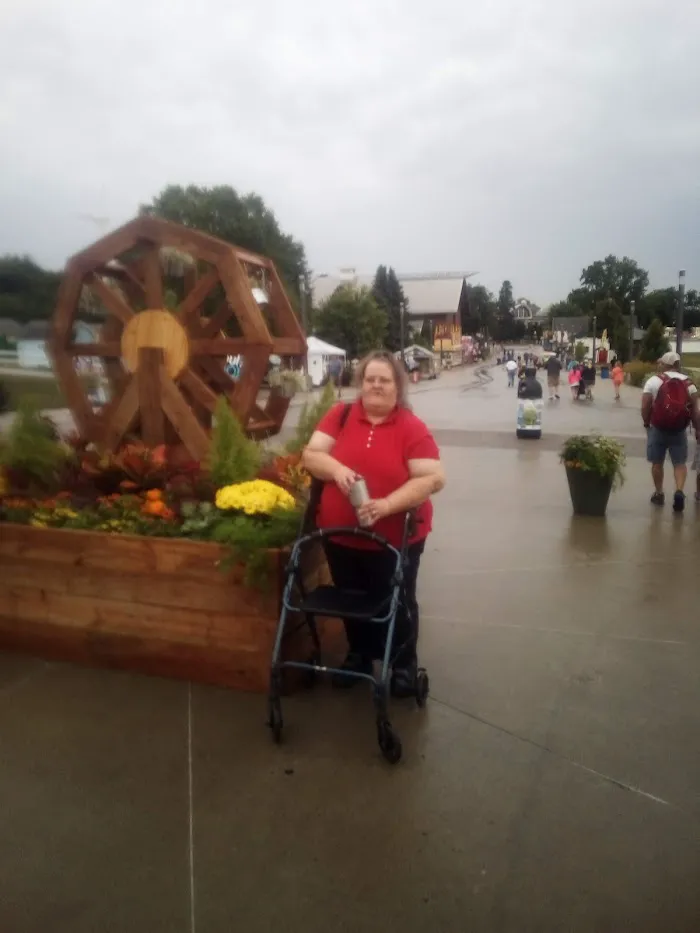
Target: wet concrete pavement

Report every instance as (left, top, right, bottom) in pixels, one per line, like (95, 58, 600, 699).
(2, 364, 700, 932)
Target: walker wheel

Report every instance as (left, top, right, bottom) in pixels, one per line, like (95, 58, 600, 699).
(268, 696, 283, 744)
(415, 669, 430, 708)
(377, 721, 402, 764)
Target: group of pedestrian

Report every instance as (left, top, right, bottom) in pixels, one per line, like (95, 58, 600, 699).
(566, 360, 597, 401)
(642, 351, 700, 512)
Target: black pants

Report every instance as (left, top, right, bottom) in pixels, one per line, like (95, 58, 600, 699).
(323, 540, 425, 664)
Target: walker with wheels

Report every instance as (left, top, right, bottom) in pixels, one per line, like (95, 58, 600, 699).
(267, 513, 428, 764)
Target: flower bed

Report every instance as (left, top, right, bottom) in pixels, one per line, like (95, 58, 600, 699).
(0, 387, 345, 690)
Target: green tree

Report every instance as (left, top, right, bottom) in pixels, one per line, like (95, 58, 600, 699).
(577, 255, 649, 312)
(314, 285, 387, 358)
(685, 289, 700, 329)
(548, 299, 584, 319)
(0, 255, 62, 324)
(498, 280, 514, 315)
(638, 318, 670, 363)
(462, 284, 497, 336)
(371, 265, 406, 352)
(140, 184, 307, 297)
(574, 341, 587, 362)
(638, 288, 676, 328)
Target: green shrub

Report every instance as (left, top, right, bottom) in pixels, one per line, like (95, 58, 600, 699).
(207, 397, 260, 488)
(624, 361, 657, 387)
(574, 341, 587, 362)
(285, 381, 337, 454)
(0, 400, 67, 491)
(638, 318, 670, 362)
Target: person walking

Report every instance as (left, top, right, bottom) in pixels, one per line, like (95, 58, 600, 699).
(568, 364, 580, 401)
(611, 360, 624, 401)
(642, 351, 700, 512)
(302, 350, 445, 694)
(505, 358, 518, 387)
(545, 354, 562, 401)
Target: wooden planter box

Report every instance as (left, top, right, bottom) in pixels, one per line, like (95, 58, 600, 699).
(0, 523, 345, 693)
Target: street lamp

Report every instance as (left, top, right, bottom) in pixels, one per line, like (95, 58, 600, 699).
(676, 270, 686, 355)
(629, 300, 635, 363)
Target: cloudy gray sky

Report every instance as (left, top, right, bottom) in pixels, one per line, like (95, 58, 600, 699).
(1, 0, 698, 304)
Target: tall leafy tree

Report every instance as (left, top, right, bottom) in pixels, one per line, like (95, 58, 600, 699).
(577, 255, 649, 312)
(140, 184, 307, 297)
(498, 280, 514, 315)
(0, 255, 62, 324)
(462, 284, 497, 336)
(371, 265, 406, 352)
(314, 286, 387, 359)
(638, 288, 677, 329)
(639, 318, 671, 362)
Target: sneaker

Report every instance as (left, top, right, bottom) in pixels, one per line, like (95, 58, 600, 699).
(331, 652, 372, 688)
(555, 394, 560, 400)
(673, 491, 686, 513)
(650, 492, 665, 506)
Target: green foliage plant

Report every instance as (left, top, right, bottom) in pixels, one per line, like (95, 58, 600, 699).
(208, 397, 260, 488)
(560, 434, 626, 489)
(0, 400, 67, 491)
(285, 381, 336, 455)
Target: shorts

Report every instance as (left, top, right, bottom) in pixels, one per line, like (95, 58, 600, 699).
(547, 375, 560, 388)
(646, 426, 688, 467)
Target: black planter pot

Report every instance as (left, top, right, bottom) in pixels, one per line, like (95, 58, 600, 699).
(565, 466, 614, 517)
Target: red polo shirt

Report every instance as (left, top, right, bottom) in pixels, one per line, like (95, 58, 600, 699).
(315, 400, 440, 548)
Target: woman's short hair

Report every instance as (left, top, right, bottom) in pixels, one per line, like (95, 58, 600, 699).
(354, 350, 410, 408)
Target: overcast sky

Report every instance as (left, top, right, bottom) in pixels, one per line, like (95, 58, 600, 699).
(0, 0, 698, 304)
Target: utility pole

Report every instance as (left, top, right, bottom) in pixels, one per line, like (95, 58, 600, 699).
(399, 298, 406, 364)
(628, 300, 635, 363)
(299, 274, 309, 382)
(591, 315, 597, 364)
(676, 270, 686, 355)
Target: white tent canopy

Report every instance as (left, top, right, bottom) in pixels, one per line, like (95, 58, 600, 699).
(306, 335, 346, 386)
(307, 336, 346, 357)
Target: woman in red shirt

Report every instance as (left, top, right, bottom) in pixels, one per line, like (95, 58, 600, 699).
(302, 350, 445, 694)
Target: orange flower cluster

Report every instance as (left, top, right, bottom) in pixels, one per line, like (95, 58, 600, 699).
(140, 488, 175, 520)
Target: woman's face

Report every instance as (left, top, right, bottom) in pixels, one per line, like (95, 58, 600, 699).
(361, 360, 398, 410)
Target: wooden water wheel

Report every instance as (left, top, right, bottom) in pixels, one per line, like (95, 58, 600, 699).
(48, 216, 306, 460)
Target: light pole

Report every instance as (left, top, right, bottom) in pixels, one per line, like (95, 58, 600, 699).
(676, 270, 686, 356)
(628, 300, 635, 363)
(399, 298, 406, 365)
(591, 315, 597, 364)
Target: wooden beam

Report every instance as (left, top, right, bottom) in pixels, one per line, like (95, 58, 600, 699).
(200, 301, 234, 339)
(88, 274, 135, 325)
(103, 375, 139, 451)
(160, 368, 211, 462)
(67, 342, 121, 357)
(47, 344, 97, 440)
(217, 256, 270, 343)
(51, 269, 84, 346)
(177, 268, 218, 322)
(232, 248, 271, 269)
(190, 338, 273, 356)
(266, 262, 307, 343)
(230, 346, 270, 425)
(138, 348, 165, 447)
(178, 367, 219, 414)
(141, 245, 164, 308)
(100, 315, 128, 397)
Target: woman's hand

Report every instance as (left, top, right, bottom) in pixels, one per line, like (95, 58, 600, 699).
(332, 463, 357, 496)
(357, 498, 391, 526)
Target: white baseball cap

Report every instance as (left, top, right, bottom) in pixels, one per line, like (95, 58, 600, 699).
(659, 351, 681, 366)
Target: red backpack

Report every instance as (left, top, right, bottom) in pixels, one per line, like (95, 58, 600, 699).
(651, 374, 691, 432)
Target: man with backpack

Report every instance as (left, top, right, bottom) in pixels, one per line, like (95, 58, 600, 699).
(642, 351, 700, 512)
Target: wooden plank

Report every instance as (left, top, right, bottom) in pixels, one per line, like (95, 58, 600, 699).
(68, 218, 142, 269)
(50, 267, 84, 346)
(200, 300, 234, 339)
(160, 367, 211, 461)
(266, 261, 307, 347)
(138, 347, 165, 446)
(263, 389, 291, 434)
(190, 338, 276, 356)
(177, 268, 218, 322)
(67, 342, 121, 357)
(88, 273, 135, 324)
(216, 256, 270, 342)
(140, 244, 164, 308)
(231, 345, 270, 425)
(47, 347, 97, 439)
(103, 373, 139, 450)
(232, 247, 271, 269)
(178, 367, 219, 413)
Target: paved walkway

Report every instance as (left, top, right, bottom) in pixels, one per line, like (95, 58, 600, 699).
(2, 362, 700, 932)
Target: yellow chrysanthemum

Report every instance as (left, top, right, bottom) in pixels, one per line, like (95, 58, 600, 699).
(215, 479, 296, 515)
